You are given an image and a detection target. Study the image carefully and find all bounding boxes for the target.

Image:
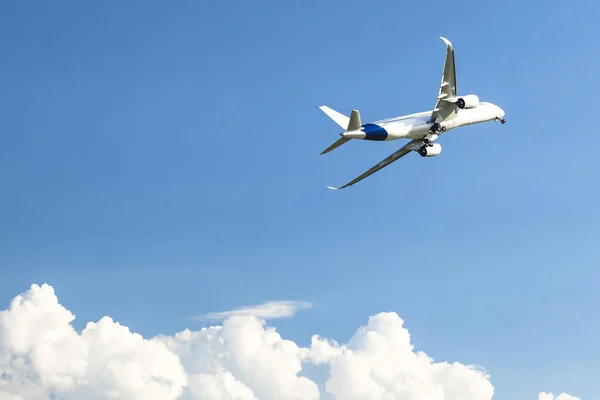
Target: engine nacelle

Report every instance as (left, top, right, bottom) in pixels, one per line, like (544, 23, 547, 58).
(418, 143, 442, 157)
(455, 94, 479, 109)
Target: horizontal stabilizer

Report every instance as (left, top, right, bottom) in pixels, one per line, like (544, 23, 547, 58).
(321, 136, 351, 155)
(318, 105, 361, 155)
(318, 105, 350, 129)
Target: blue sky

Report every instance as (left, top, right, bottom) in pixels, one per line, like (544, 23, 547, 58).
(0, 1, 598, 399)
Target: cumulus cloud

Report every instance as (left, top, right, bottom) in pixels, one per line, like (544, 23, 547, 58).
(0, 393, 27, 400)
(200, 300, 312, 321)
(0, 284, 582, 400)
(0, 284, 187, 400)
(304, 313, 495, 400)
(539, 393, 581, 400)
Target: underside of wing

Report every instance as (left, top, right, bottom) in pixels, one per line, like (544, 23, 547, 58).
(327, 140, 420, 190)
(429, 37, 458, 124)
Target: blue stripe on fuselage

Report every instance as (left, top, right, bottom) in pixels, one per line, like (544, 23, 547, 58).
(361, 123, 388, 141)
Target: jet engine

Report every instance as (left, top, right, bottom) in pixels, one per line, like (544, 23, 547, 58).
(418, 143, 442, 157)
(455, 94, 479, 109)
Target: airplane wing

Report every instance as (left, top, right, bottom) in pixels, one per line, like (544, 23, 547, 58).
(428, 37, 458, 124)
(327, 139, 421, 190)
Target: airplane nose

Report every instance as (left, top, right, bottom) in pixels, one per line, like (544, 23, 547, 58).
(497, 105, 505, 118)
(496, 105, 506, 124)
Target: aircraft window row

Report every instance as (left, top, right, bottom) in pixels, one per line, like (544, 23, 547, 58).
(379, 113, 429, 123)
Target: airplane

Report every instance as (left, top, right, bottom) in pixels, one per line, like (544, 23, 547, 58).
(319, 37, 506, 190)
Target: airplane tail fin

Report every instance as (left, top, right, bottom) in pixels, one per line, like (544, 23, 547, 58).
(347, 110, 362, 131)
(318, 106, 362, 155)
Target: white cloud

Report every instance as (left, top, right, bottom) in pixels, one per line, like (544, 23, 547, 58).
(304, 312, 495, 400)
(0, 283, 583, 400)
(0, 393, 27, 400)
(160, 315, 319, 400)
(200, 300, 312, 321)
(539, 393, 581, 400)
(0, 284, 187, 400)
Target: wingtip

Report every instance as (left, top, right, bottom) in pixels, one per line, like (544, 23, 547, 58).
(326, 186, 338, 191)
(439, 36, 452, 48)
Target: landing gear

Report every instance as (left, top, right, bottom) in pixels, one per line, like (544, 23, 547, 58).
(500, 119, 506, 124)
(423, 132, 438, 144)
(430, 123, 446, 133)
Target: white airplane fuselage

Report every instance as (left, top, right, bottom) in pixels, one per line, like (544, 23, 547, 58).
(341, 101, 505, 142)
